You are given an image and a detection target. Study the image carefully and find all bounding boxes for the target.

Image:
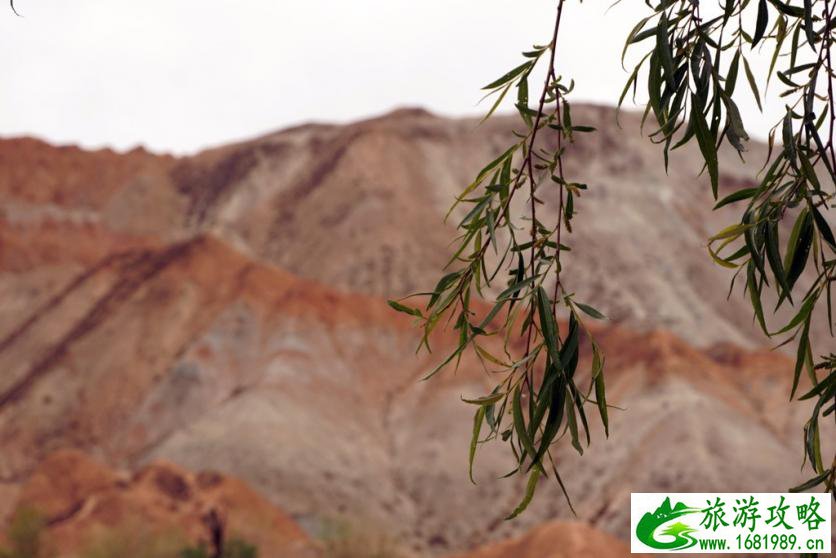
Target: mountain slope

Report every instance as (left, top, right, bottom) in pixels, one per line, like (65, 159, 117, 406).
(0, 107, 831, 555)
(0, 231, 820, 553)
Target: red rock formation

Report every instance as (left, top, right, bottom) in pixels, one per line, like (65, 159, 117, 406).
(6, 449, 316, 557)
(448, 521, 642, 558)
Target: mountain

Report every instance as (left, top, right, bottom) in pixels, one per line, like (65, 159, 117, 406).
(5, 106, 825, 347)
(0, 106, 831, 556)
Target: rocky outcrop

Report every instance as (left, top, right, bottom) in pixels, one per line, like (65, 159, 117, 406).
(448, 521, 640, 558)
(6, 449, 315, 558)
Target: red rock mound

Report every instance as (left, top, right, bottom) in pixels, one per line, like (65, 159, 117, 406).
(6, 449, 316, 558)
(448, 521, 642, 558)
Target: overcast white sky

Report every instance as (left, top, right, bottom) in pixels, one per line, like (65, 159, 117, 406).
(0, 1, 784, 154)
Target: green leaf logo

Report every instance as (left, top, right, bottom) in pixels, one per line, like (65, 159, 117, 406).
(636, 497, 700, 551)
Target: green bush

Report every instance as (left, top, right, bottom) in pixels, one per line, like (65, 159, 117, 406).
(77, 521, 186, 558)
(73, 514, 259, 558)
(178, 538, 257, 558)
(319, 520, 405, 558)
(0, 507, 50, 558)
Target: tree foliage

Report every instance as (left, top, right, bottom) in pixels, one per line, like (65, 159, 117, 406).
(630, 0, 836, 502)
(390, 0, 835, 519)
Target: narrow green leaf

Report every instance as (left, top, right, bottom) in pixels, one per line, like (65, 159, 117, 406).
(747, 262, 769, 334)
(725, 50, 741, 96)
(468, 407, 486, 484)
(767, 0, 804, 17)
(802, 0, 816, 49)
(785, 211, 813, 293)
(513, 385, 542, 471)
(549, 460, 575, 514)
(656, 13, 676, 89)
(498, 275, 539, 302)
(774, 295, 815, 335)
(576, 303, 606, 320)
(505, 468, 541, 520)
(592, 344, 608, 437)
(462, 392, 506, 406)
(798, 370, 835, 401)
(482, 61, 532, 90)
(791, 319, 811, 398)
(537, 287, 560, 364)
(691, 94, 719, 197)
(811, 205, 836, 249)
(782, 108, 796, 164)
(481, 82, 512, 124)
(387, 300, 423, 317)
(765, 222, 791, 299)
(790, 470, 832, 492)
(565, 394, 583, 456)
(724, 96, 750, 152)
(714, 188, 759, 209)
(753, 0, 769, 46)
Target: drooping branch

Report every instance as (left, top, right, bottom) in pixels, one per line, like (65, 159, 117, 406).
(389, 0, 609, 518)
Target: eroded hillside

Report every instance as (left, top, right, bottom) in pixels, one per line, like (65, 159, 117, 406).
(0, 106, 831, 555)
